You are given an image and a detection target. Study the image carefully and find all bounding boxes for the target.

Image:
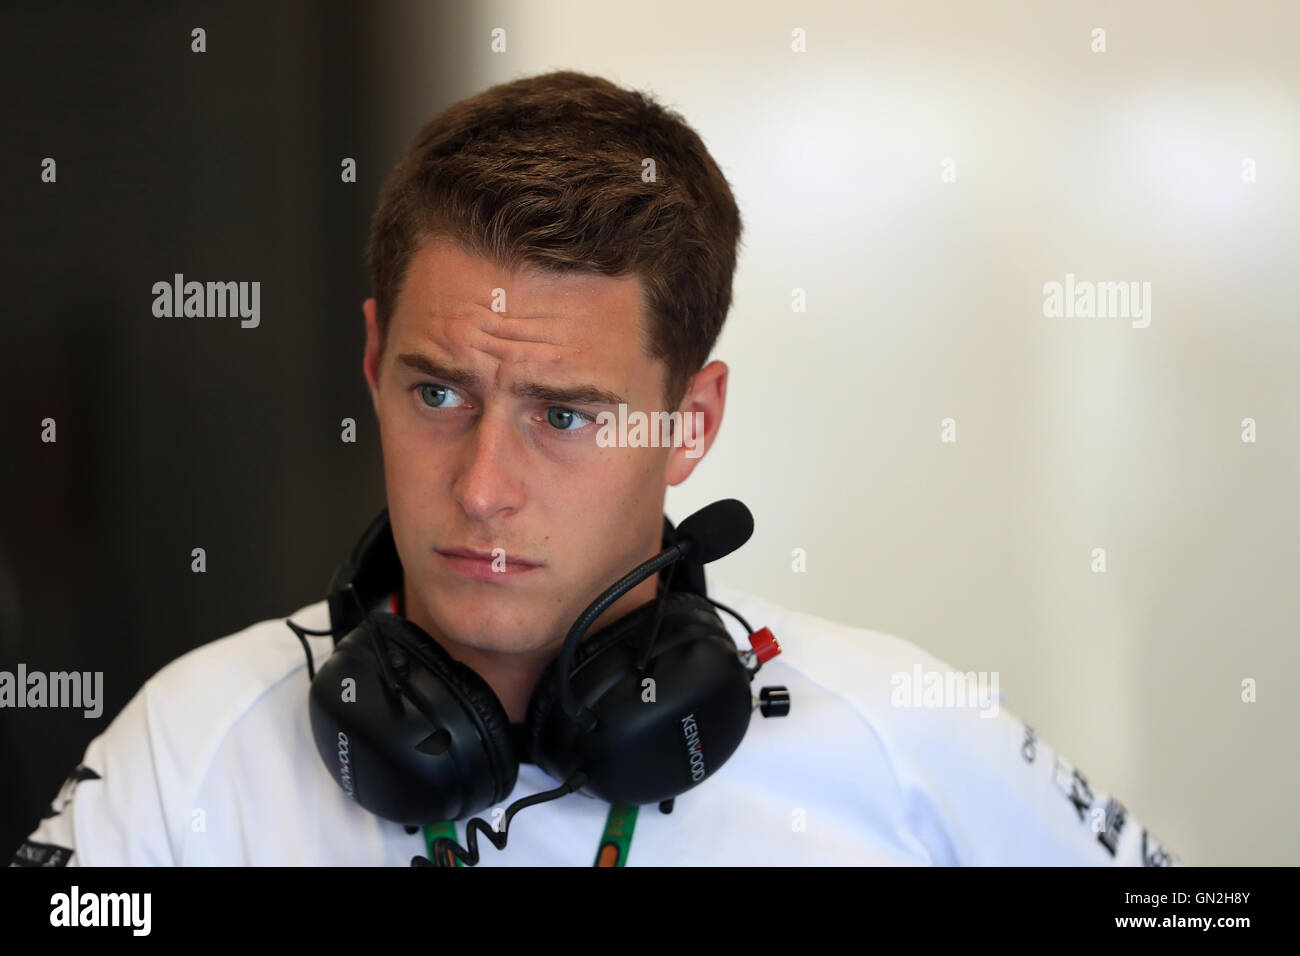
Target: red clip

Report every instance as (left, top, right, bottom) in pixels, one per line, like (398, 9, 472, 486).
(747, 626, 781, 663)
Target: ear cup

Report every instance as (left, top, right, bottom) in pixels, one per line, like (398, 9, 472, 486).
(309, 612, 518, 824)
(526, 591, 754, 806)
(379, 615, 518, 802)
(523, 593, 675, 756)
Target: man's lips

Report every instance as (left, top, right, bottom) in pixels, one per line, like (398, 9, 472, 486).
(435, 547, 541, 580)
(436, 546, 541, 566)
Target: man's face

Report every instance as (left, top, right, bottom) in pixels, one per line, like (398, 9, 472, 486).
(361, 237, 718, 655)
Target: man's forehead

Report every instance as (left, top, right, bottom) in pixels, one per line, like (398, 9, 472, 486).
(388, 238, 658, 391)
(390, 287, 631, 375)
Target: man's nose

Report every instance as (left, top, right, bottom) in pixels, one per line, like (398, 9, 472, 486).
(451, 408, 524, 522)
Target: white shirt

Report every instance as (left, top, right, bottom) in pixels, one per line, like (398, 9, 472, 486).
(12, 580, 1179, 866)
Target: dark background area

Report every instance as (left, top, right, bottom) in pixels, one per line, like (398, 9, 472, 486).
(0, 3, 400, 855)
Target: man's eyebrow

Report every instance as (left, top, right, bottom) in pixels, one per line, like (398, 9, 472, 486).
(394, 352, 628, 407)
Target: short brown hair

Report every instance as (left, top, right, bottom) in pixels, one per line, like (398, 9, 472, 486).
(366, 70, 743, 410)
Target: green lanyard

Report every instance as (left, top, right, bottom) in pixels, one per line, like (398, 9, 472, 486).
(422, 802, 639, 866)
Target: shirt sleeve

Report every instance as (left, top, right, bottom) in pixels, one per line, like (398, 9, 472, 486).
(10, 683, 179, 867)
(888, 687, 1181, 866)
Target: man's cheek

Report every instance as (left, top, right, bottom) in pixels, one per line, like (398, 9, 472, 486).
(390, 430, 438, 480)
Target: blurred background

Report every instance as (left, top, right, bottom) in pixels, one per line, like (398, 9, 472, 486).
(2, 0, 1296, 865)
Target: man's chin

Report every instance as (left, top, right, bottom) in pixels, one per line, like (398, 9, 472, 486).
(416, 591, 563, 654)
(436, 624, 561, 658)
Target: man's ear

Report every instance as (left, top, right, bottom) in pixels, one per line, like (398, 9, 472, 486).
(362, 298, 381, 416)
(665, 360, 728, 487)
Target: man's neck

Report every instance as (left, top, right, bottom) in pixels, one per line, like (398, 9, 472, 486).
(399, 572, 665, 724)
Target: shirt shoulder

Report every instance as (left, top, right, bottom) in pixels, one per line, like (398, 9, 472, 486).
(706, 580, 1181, 866)
(12, 599, 334, 867)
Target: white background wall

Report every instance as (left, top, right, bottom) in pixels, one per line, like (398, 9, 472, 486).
(374, 0, 1300, 865)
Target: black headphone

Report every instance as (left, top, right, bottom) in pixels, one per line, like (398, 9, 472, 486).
(294, 500, 787, 864)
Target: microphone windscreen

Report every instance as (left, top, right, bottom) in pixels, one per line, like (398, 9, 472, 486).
(674, 499, 753, 564)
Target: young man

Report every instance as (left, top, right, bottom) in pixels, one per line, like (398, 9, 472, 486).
(13, 71, 1178, 867)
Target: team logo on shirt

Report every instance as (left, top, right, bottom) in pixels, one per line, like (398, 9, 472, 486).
(11, 838, 74, 867)
(9, 765, 96, 866)
(1052, 756, 1128, 856)
(1050, 755, 1179, 863)
(1030, 727, 1179, 865)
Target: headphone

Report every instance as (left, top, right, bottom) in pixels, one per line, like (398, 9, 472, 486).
(297, 502, 786, 853)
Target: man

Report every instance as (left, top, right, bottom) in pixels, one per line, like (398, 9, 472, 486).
(12, 70, 1178, 866)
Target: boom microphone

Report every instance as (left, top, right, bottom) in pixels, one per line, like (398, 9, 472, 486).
(673, 498, 753, 564)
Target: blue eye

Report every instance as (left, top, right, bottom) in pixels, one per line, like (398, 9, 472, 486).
(419, 384, 466, 409)
(545, 407, 592, 431)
